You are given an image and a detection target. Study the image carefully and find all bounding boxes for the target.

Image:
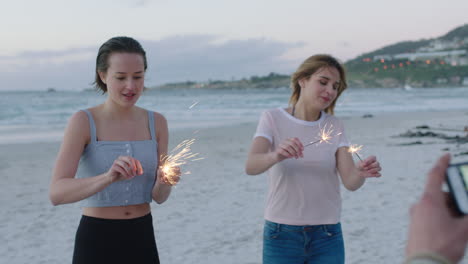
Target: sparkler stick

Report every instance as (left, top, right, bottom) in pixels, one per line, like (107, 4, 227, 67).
(304, 139, 320, 147)
(304, 123, 342, 148)
(160, 138, 204, 185)
(348, 144, 363, 161)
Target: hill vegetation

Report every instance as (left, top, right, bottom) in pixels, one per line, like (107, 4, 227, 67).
(346, 24, 468, 88)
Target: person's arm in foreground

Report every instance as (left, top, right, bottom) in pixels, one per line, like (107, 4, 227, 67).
(405, 153, 468, 264)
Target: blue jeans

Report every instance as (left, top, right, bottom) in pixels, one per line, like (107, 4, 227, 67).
(263, 220, 345, 264)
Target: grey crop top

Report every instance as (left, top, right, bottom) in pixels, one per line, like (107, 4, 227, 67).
(76, 109, 158, 207)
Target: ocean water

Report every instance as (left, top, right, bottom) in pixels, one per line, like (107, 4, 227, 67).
(0, 87, 467, 144)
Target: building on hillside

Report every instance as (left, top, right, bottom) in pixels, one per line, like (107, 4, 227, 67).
(373, 49, 468, 65)
(462, 77, 468, 86)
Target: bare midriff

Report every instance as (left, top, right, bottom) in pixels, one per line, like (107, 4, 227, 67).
(83, 203, 151, 219)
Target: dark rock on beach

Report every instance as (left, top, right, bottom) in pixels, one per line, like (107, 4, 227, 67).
(399, 130, 445, 138)
(394, 141, 424, 146)
(455, 151, 468, 157)
(415, 125, 429, 129)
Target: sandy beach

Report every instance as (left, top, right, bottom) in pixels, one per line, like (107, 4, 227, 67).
(1, 110, 468, 264)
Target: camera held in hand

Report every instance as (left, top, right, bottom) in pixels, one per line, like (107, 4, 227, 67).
(446, 161, 468, 215)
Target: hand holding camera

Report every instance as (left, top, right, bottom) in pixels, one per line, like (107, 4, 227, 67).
(406, 154, 468, 264)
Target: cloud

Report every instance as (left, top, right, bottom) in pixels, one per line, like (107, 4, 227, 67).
(134, 0, 150, 7)
(0, 35, 302, 91)
(0, 47, 96, 60)
(130, 0, 153, 7)
(337, 41, 351, 48)
(143, 35, 302, 84)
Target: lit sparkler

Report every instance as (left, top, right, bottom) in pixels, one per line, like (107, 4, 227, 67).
(188, 101, 199, 109)
(348, 144, 363, 161)
(304, 123, 342, 147)
(160, 138, 204, 185)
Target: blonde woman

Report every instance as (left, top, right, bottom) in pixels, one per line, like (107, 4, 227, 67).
(246, 54, 382, 264)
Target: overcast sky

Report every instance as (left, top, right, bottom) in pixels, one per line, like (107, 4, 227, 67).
(1, 0, 467, 90)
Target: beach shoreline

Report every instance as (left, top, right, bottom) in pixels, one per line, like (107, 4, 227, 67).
(1, 109, 468, 264)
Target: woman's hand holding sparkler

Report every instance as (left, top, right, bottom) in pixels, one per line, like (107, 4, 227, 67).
(156, 138, 202, 186)
(106, 156, 144, 184)
(157, 166, 181, 186)
(356, 156, 382, 178)
(273, 137, 304, 162)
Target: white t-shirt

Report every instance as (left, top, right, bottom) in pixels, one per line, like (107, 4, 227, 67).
(255, 108, 350, 225)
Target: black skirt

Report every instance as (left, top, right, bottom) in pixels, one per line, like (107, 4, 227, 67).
(73, 213, 159, 264)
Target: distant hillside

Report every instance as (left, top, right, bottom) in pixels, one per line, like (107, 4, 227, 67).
(441, 24, 468, 40)
(349, 24, 468, 64)
(151, 24, 468, 90)
(151, 72, 290, 89)
(346, 24, 468, 88)
(349, 39, 432, 63)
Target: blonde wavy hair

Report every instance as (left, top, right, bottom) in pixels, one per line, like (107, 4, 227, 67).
(289, 54, 347, 115)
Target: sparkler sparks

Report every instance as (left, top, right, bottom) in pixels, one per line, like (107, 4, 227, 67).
(188, 101, 199, 109)
(160, 138, 204, 185)
(304, 123, 342, 147)
(348, 144, 363, 161)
